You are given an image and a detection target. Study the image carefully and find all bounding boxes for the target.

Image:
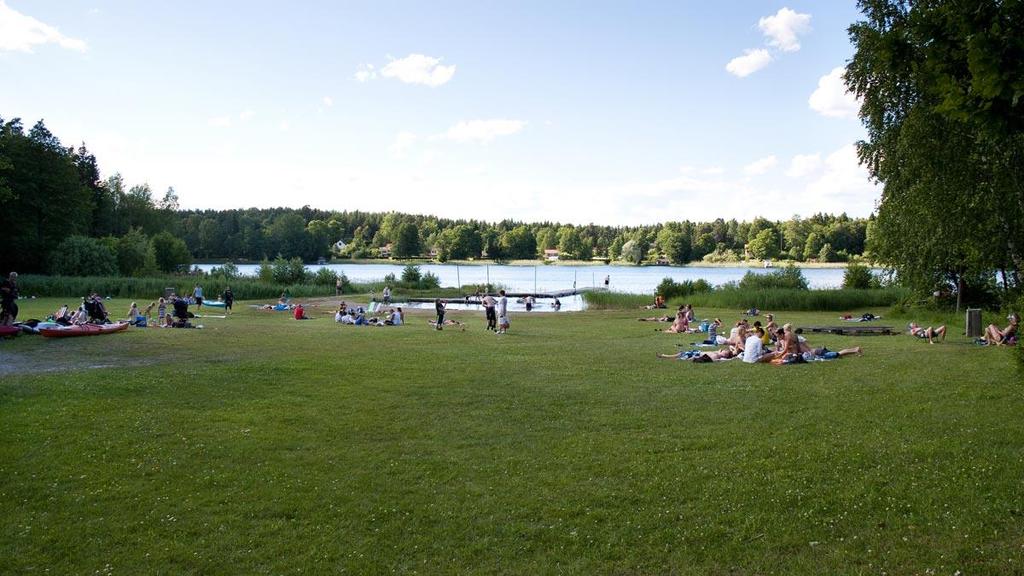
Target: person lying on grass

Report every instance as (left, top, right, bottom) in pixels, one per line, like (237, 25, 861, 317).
(983, 313, 1018, 346)
(908, 322, 947, 344)
(658, 346, 738, 362)
(429, 318, 466, 331)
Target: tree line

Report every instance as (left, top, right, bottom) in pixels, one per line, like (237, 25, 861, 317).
(0, 115, 872, 277)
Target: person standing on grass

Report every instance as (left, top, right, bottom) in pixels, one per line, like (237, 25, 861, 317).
(383, 285, 392, 305)
(481, 292, 497, 331)
(335, 277, 342, 296)
(222, 286, 234, 314)
(434, 298, 446, 330)
(1, 271, 18, 325)
(192, 284, 204, 309)
(497, 290, 510, 334)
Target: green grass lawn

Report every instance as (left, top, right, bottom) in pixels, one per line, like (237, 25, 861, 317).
(1, 298, 1022, 574)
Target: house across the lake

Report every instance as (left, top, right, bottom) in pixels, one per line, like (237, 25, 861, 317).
(378, 244, 392, 258)
(544, 249, 560, 261)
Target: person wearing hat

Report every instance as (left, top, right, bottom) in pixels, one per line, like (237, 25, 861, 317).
(1, 272, 19, 325)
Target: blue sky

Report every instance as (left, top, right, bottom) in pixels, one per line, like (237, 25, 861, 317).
(1, 1, 876, 225)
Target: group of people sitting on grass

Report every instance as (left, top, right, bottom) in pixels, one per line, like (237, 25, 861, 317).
(49, 293, 112, 325)
(659, 316, 862, 364)
(45, 292, 203, 328)
(638, 304, 698, 334)
(332, 301, 404, 326)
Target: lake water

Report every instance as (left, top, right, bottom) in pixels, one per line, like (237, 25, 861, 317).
(196, 262, 859, 294)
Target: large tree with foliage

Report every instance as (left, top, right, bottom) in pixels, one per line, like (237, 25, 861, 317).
(392, 222, 422, 258)
(847, 0, 1024, 300)
(0, 119, 93, 274)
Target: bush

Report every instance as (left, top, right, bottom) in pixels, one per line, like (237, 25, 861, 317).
(209, 262, 241, 279)
(257, 259, 274, 283)
(113, 229, 157, 277)
(420, 271, 440, 290)
(49, 236, 118, 276)
(271, 256, 307, 284)
(151, 231, 191, 273)
(656, 277, 713, 300)
(738, 265, 809, 290)
(843, 263, 878, 289)
(393, 265, 440, 290)
(702, 245, 738, 263)
(401, 265, 422, 284)
(312, 267, 339, 286)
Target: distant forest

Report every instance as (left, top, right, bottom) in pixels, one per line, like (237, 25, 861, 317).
(0, 115, 871, 276)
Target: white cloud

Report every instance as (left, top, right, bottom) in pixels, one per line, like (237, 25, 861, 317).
(354, 63, 376, 83)
(442, 119, 525, 144)
(786, 153, 822, 178)
(725, 49, 772, 78)
(743, 155, 777, 175)
(0, 0, 87, 52)
(703, 166, 725, 175)
(322, 96, 334, 107)
(279, 120, 290, 132)
(208, 116, 232, 128)
(389, 131, 417, 158)
(381, 54, 456, 87)
(758, 7, 812, 52)
(804, 144, 878, 213)
(238, 109, 255, 121)
(809, 67, 860, 119)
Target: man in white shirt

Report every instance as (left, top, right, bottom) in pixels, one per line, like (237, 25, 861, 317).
(742, 328, 768, 363)
(496, 290, 509, 334)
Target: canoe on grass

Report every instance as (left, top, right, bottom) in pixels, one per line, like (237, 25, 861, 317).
(40, 322, 130, 338)
(0, 325, 19, 337)
(201, 300, 228, 308)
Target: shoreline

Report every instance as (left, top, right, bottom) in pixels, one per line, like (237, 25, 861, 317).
(199, 259, 871, 269)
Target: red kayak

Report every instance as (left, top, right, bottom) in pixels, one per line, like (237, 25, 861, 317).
(0, 325, 18, 337)
(40, 322, 130, 338)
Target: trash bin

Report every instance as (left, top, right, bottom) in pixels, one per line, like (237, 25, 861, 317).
(966, 308, 982, 338)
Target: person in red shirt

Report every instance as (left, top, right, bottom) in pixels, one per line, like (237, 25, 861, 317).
(293, 304, 309, 320)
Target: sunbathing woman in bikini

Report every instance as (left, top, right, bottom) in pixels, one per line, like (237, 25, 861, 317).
(908, 322, 947, 344)
(661, 310, 690, 333)
(983, 313, 1018, 345)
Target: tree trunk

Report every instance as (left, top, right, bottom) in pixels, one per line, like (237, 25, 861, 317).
(956, 275, 963, 315)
